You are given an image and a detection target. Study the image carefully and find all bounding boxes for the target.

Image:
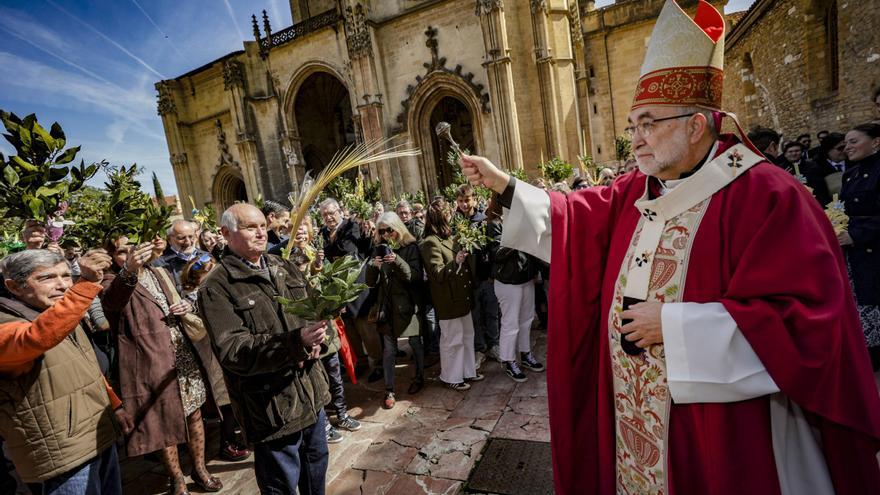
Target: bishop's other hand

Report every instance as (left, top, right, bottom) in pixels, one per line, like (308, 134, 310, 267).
(619, 302, 664, 349)
(459, 154, 510, 194)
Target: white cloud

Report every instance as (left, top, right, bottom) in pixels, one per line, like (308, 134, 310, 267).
(45, 0, 167, 80)
(0, 51, 162, 141)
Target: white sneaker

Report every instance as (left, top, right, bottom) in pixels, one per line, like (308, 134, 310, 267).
(486, 344, 501, 362)
(475, 351, 486, 370)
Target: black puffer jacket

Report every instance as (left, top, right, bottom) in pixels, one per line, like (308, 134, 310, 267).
(487, 219, 535, 285)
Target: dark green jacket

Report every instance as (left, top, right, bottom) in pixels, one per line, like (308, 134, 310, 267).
(419, 235, 475, 320)
(198, 251, 330, 444)
(365, 242, 422, 338)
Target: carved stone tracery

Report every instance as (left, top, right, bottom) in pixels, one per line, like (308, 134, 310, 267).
(344, 3, 372, 59)
(222, 60, 245, 90)
(530, 0, 548, 14)
(394, 26, 491, 130)
(568, 2, 584, 45)
(475, 0, 503, 16)
(155, 81, 177, 116)
(215, 120, 240, 169)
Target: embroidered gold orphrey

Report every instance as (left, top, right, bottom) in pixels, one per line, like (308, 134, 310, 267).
(608, 197, 711, 495)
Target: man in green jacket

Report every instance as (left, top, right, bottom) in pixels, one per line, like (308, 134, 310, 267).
(199, 204, 331, 495)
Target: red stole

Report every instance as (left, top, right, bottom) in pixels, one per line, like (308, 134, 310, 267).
(545, 135, 880, 494)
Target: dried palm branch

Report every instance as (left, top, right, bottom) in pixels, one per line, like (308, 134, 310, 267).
(285, 138, 420, 260)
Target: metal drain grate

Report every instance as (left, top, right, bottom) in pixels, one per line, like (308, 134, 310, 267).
(466, 438, 553, 494)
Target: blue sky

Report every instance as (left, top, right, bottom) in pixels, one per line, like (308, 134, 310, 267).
(0, 0, 754, 196)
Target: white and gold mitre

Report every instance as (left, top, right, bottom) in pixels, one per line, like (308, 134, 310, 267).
(632, 0, 726, 111)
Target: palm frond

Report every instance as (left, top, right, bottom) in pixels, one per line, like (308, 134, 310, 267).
(285, 138, 420, 259)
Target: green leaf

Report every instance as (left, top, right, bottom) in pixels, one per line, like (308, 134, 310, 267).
(11, 155, 38, 172)
(18, 126, 31, 151)
(26, 196, 44, 219)
(54, 146, 80, 165)
(32, 122, 55, 151)
(48, 166, 69, 181)
(3, 166, 19, 187)
(36, 182, 68, 198)
(49, 122, 66, 149)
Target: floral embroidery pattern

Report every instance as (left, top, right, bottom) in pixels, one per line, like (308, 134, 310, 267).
(609, 199, 709, 495)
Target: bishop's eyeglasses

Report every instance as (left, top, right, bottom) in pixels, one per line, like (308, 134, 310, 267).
(624, 112, 697, 138)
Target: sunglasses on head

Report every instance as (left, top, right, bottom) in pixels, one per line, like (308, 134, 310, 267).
(191, 253, 213, 272)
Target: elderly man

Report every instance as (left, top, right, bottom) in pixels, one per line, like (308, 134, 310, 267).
(460, 1, 880, 494)
(153, 219, 204, 292)
(317, 198, 381, 382)
(0, 249, 133, 494)
(199, 203, 330, 495)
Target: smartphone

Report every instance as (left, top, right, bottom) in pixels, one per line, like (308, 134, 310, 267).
(372, 244, 391, 258)
(620, 296, 646, 356)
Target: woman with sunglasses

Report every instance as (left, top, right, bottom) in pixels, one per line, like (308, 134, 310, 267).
(366, 212, 426, 408)
(102, 237, 222, 494)
(419, 199, 483, 391)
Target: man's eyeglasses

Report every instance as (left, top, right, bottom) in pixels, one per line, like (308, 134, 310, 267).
(191, 253, 213, 272)
(378, 227, 393, 236)
(624, 112, 697, 138)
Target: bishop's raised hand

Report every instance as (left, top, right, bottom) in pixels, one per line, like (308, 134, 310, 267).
(459, 154, 510, 194)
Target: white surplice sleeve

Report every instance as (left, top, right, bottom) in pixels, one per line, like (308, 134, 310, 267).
(500, 180, 552, 263)
(661, 302, 780, 403)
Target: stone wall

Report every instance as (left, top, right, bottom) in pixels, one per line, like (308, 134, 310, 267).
(723, 0, 880, 140)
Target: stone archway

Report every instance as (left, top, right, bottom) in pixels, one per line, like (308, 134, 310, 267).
(213, 166, 248, 212)
(408, 73, 485, 195)
(428, 96, 476, 190)
(292, 71, 356, 177)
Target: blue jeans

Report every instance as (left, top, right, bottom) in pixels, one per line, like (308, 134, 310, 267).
(383, 334, 424, 392)
(27, 445, 121, 495)
(253, 409, 329, 495)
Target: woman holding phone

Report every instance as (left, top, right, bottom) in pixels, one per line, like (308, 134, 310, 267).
(366, 212, 426, 409)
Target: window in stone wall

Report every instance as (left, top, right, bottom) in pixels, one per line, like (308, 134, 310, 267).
(825, 0, 839, 91)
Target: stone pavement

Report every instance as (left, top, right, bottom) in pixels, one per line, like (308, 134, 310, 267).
(120, 334, 550, 494)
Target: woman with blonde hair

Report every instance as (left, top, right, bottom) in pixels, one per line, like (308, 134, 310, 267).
(366, 212, 426, 408)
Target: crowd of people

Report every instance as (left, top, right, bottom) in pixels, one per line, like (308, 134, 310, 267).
(2, 117, 877, 494)
(0, 181, 557, 494)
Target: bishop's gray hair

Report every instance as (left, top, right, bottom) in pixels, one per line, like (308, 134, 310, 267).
(679, 106, 718, 139)
(2, 250, 67, 287)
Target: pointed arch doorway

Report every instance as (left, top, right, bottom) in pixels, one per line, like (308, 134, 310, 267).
(428, 96, 476, 191)
(213, 166, 248, 212)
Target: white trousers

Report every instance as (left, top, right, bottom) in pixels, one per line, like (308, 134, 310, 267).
(494, 280, 535, 362)
(438, 314, 477, 384)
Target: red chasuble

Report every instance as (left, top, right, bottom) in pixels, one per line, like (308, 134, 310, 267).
(546, 134, 880, 494)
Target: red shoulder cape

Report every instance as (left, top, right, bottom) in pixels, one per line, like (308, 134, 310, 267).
(546, 135, 880, 494)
